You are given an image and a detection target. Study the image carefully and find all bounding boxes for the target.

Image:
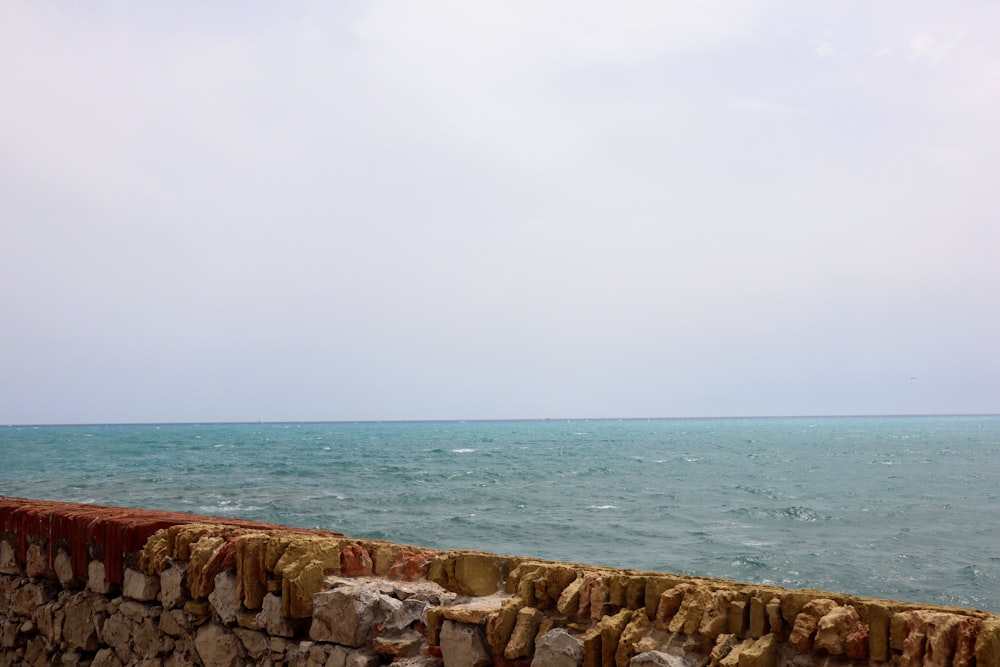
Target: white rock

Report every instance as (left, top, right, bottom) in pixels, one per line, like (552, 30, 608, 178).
(630, 651, 689, 667)
(440, 620, 492, 667)
(532, 628, 584, 667)
(88, 560, 112, 594)
(194, 622, 244, 667)
(123, 568, 160, 602)
(208, 570, 240, 624)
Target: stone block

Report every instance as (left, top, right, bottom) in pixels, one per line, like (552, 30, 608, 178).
(737, 634, 775, 667)
(310, 585, 389, 647)
(787, 599, 836, 653)
(160, 560, 189, 610)
(12, 580, 57, 616)
(124, 567, 161, 602)
(88, 560, 113, 594)
(616, 610, 652, 667)
(454, 553, 504, 596)
(233, 627, 269, 660)
(557, 577, 584, 616)
(341, 544, 375, 577)
(701, 590, 742, 639)
(629, 652, 686, 667)
(814, 605, 863, 656)
(601, 610, 634, 667)
(668, 586, 711, 636)
(208, 570, 240, 624)
(582, 627, 602, 667)
(326, 645, 381, 667)
(487, 598, 526, 653)
(866, 602, 892, 662)
(976, 618, 1000, 667)
(258, 592, 297, 637)
(505, 606, 544, 659)
(533, 628, 585, 667)
(440, 620, 492, 667)
(194, 622, 245, 667)
(54, 548, 79, 588)
(92, 647, 124, 667)
(63, 595, 99, 651)
(0, 540, 19, 574)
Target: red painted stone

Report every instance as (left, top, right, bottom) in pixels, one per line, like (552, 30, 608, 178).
(0, 497, 341, 585)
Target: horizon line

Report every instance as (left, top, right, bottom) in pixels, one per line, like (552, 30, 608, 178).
(3, 412, 999, 428)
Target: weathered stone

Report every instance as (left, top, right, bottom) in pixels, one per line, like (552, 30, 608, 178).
(668, 586, 712, 636)
(764, 598, 784, 640)
(160, 561, 188, 610)
(194, 622, 244, 667)
(123, 568, 161, 602)
(787, 599, 837, 653)
(629, 651, 686, 667)
(582, 626, 603, 667)
(12, 580, 57, 616)
(442, 596, 508, 624)
(557, 577, 585, 616)
(600, 609, 634, 667)
(372, 633, 423, 658)
(701, 590, 742, 639)
(159, 609, 190, 638)
(25, 543, 52, 578)
(440, 620, 492, 667)
(208, 570, 240, 624)
(283, 558, 324, 618)
(487, 597, 526, 653)
(88, 560, 112, 594)
(310, 585, 389, 646)
(454, 553, 504, 596)
(341, 544, 375, 577)
(0, 541, 19, 574)
(54, 549, 78, 588)
(533, 628, 585, 667)
(737, 634, 775, 667)
(975, 618, 1000, 667)
(656, 584, 694, 630)
(616, 610, 652, 667)
(258, 592, 297, 637)
(326, 644, 381, 667)
(866, 602, 892, 662)
(719, 639, 754, 667)
(814, 605, 863, 656)
(232, 626, 269, 660)
(92, 647, 124, 667)
(63, 594, 99, 651)
(505, 606, 544, 659)
(582, 573, 611, 621)
(709, 634, 740, 667)
(133, 617, 162, 658)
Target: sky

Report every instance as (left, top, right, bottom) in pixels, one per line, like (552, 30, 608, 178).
(1, 1, 998, 424)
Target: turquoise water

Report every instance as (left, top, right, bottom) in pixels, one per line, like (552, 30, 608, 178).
(2, 416, 998, 611)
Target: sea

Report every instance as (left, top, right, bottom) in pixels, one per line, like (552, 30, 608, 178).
(1, 416, 998, 612)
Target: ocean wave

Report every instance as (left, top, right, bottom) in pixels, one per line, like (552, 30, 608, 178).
(451, 448, 476, 453)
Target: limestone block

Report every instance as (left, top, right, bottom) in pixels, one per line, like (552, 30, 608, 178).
(0, 540, 19, 574)
(188, 536, 227, 599)
(486, 597, 525, 653)
(101, 612, 132, 654)
(386, 597, 428, 632)
(866, 602, 892, 662)
(372, 544, 402, 576)
(954, 616, 982, 667)
(616, 610, 652, 667)
(372, 632, 423, 658)
(88, 560, 113, 594)
(505, 606, 544, 659)
(160, 561, 189, 610)
(582, 627, 602, 667)
(728, 599, 748, 636)
(557, 577, 584, 616)
(209, 570, 241, 624)
(326, 645, 381, 667)
(701, 590, 742, 639)
(814, 605, 863, 656)
(668, 586, 712, 636)
(341, 544, 375, 577)
(194, 622, 245, 667)
(764, 598, 784, 640)
(440, 620, 492, 667)
(233, 627, 270, 660)
(124, 568, 161, 602)
(92, 647, 124, 667)
(718, 639, 753, 667)
(656, 584, 694, 630)
(976, 618, 1000, 667)
(533, 628, 585, 667)
(599, 609, 634, 667)
(63, 595, 99, 651)
(283, 558, 325, 618)
(709, 633, 739, 667)
(629, 651, 686, 667)
(159, 609, 191, 638)
(258, 592, 297, 637)
(54, 549, 78, 588)
(737, 634, 775, 667)
(310, 585, 390, 646)
(454, 553, 503, 596)
(442, 596, 507, 624)
(26, 542, 52, 578)
(12, 580, 57, 616)
(580, 573, 611, 621)
(133, 617, 162, 659)
(787, 599, 837, 653)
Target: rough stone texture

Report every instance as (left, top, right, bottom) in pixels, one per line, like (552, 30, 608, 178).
(813, 604, 863, 656)
(630, 651, 687, 667)
(788, 599, 837, 653)
(194, 622, 244, 667)
(616, 611, 652, 667)
(124, 567, 161, 602)
(505, 606, 544, 659)
(440, 620, 492, 667)
(208, 570, 240, 624)
(160, 560, 189, 610)
(88, 560, 113, 594)
(533, 628, 584, 667)
(310, 585, 387, 646)
(737, 633, 775, 667)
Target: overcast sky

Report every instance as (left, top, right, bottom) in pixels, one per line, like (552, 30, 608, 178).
(1, 1, 998, 424)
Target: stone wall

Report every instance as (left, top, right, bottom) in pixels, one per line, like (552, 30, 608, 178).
(1, 497, 998, 667)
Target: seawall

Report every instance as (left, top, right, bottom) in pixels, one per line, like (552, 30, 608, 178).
(0, 497, 997, 667)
